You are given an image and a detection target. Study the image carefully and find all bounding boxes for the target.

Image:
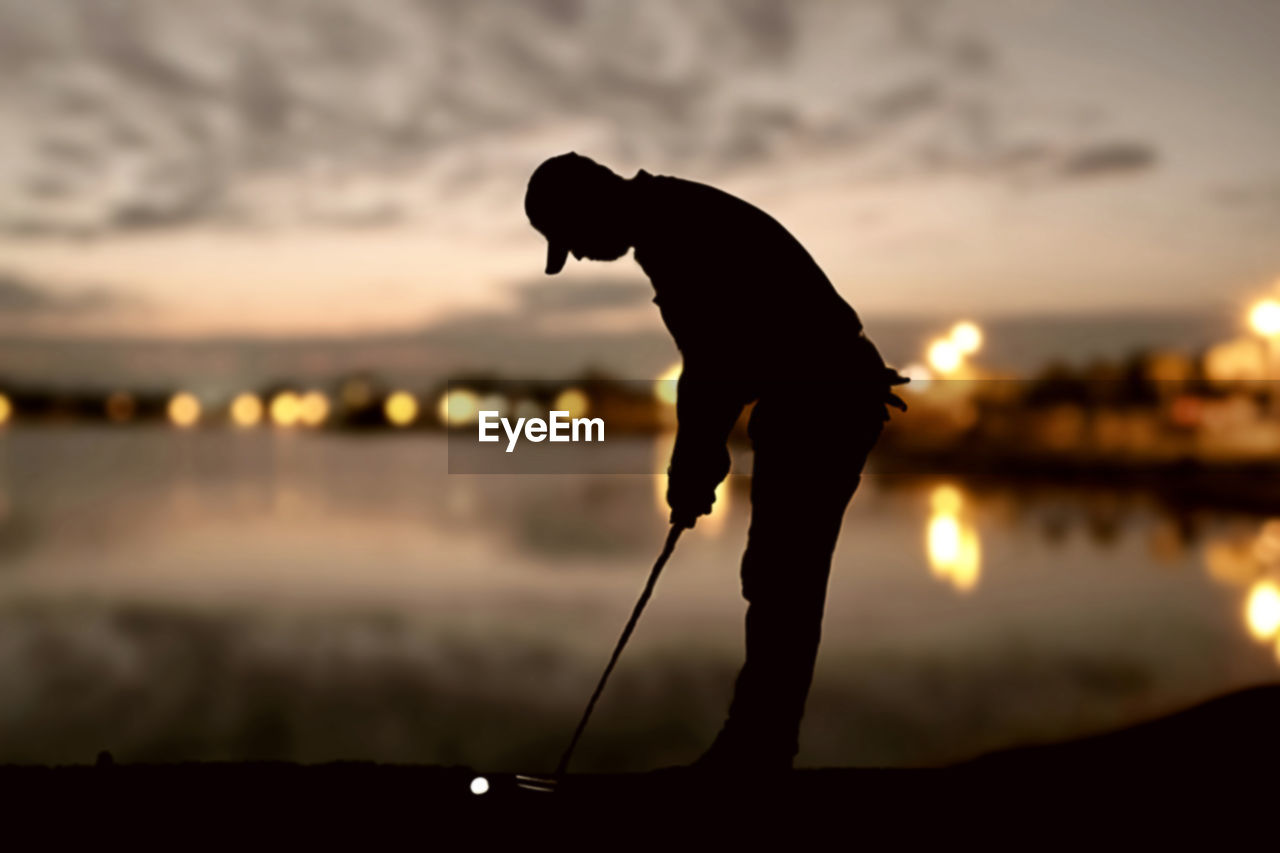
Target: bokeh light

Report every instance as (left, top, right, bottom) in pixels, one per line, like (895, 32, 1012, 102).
(927, 484, 981, 594)
(386, 391, 419, 427)
(950, 321, 984, 355)
(553, 387, 590, 419)
(168, 392, 201, 428)
(477, 394, 508, 417)
(927, 339, 962, 375)
(271, 391, 302, 428)
(0, 393, 11, 426)
(230, 393, 264, 428)
(930, 484, 964, 515)
(1250, 299, 1280, 338)
(1245, 580, 1280, 641)
(469, 776, 489, 796)
(300, 391, 330, 428)
(435, 388, 477, 427)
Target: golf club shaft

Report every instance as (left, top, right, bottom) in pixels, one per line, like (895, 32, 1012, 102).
(555, 524, 684, 776)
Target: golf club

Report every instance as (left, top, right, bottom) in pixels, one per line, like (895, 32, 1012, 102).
(515, 523, 685, 792)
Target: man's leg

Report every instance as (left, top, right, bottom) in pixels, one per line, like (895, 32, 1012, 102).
(699, 400, 883, 768)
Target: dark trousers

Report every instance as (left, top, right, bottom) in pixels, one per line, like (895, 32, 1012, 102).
(707, 390, 885, 766)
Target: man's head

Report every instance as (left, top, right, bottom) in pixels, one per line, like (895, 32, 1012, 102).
(525, 153, 633, 274)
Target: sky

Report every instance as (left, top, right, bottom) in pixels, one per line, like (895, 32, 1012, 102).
(0, 0, 1277, 339)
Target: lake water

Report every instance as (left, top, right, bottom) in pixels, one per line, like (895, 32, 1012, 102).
(0, 427, 1276, 771)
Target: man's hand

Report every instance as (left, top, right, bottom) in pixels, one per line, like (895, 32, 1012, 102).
(666, 473, 718, 530)
(666, 444, 730, 530)
(669, 507, 701, 530)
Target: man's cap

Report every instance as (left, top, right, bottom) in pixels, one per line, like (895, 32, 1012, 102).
(524, 152, 613, 275)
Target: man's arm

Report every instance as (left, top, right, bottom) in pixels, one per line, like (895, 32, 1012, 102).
(666, 363, 749, 529)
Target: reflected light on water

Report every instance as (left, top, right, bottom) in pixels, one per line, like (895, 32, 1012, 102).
(1245, 580, 1280, 641)
(931, 484, 964, 516)
(1253, 520, 1280, 564)
(1202, 538, 1260, 588)
(926, 484, 981, 593)
(167, 392, 200, 428)
(654, 362, 681, 406)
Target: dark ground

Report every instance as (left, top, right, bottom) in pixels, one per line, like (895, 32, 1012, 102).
(4, 684, 1277, 844)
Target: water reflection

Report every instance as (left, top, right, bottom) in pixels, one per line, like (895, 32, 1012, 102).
(1245, 580, 1280, 641)
(926, 484, 982, 593)
(3, 429, 1280, 768)
(1201, 518, 1280, 663)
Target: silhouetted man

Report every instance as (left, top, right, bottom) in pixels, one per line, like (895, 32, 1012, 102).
(525, 152, 908, 771)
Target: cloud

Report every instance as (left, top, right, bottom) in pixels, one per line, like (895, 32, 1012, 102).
(0, 271, 137, 315)
(1210, 179, 1280, 213)
(0, 0, 1149, 237)
(1059, 142, 1158, 179)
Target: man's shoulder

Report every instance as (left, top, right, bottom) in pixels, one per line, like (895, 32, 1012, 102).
(636, 171, 799, 247)
(641, 171, 757, 211)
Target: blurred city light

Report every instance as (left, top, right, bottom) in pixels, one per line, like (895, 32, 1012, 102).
(436, 389, 477, 427)
(0, 393, 10, 426)
(386, 391, 420, 427)
(477, 394, 508, 417)
(1205, 338, 1267, 382)
(105, 392, 135, 423)
(230, 393, 264, 428)
(553, 387, 590, 419)
(469, 776, 489, 796)
(1246, 580, 1280, 640)
(1250, 299, 1280, 338)
(654, 362, 682, 405)
(950, 321, 984, 355)
(271, 392, 302, 428)
(513, 398, 542, 421)
(167, 392, 201, 428)
(300, 391, 330, 428)
(927, 339, 963, 376)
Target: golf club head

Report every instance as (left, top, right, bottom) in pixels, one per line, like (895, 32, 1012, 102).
(514, 774, 558, 793)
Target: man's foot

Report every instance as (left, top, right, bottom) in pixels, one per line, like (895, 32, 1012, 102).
(689, 734, 794, 776)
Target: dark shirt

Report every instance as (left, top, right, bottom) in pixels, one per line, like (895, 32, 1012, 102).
(629, 169, 890, 497)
